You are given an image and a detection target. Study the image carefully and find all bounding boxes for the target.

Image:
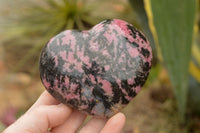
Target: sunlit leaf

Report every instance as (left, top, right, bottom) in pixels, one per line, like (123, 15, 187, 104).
(190, 62, 200, 82)
(192, 39, 200, 67)
(190, 31, 200, 83)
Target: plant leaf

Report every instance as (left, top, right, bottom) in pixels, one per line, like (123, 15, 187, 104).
(148, 0, 197, 122)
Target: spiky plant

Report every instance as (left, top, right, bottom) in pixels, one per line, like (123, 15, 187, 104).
(1, 0, 101, 75)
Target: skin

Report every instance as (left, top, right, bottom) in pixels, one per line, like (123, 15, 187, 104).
(3, 91, 126, 133)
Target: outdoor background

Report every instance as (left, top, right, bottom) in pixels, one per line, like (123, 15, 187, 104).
(0, 0, 200, 132)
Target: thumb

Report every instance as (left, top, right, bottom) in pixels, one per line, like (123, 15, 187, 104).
(3, 104, 72, 133)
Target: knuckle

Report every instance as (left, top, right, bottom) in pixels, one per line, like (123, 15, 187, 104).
(31, 105, 46, 117)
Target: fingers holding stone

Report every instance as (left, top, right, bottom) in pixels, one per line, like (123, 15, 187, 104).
(51, 110, 87, 133)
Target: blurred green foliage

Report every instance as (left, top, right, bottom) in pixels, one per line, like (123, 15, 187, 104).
(0, 122, 6, 132)
(1, 0, 99, 74)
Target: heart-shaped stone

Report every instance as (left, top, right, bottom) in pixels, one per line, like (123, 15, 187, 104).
(39, 19, 152, 118)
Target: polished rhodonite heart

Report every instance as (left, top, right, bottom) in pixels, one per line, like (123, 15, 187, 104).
(39, 19, 152, 118)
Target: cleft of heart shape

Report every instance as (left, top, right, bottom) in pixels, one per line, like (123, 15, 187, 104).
(39, 19, 152, 118)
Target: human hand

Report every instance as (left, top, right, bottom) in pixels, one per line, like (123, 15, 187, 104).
(3, 91, 126, 133)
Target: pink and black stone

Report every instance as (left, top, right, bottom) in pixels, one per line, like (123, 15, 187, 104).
(39, 19, 152, 118)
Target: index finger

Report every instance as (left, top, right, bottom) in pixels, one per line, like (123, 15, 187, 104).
(100, 112, 126, 133)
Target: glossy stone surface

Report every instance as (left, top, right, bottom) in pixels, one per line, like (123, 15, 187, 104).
(39, 19, 152, 118)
